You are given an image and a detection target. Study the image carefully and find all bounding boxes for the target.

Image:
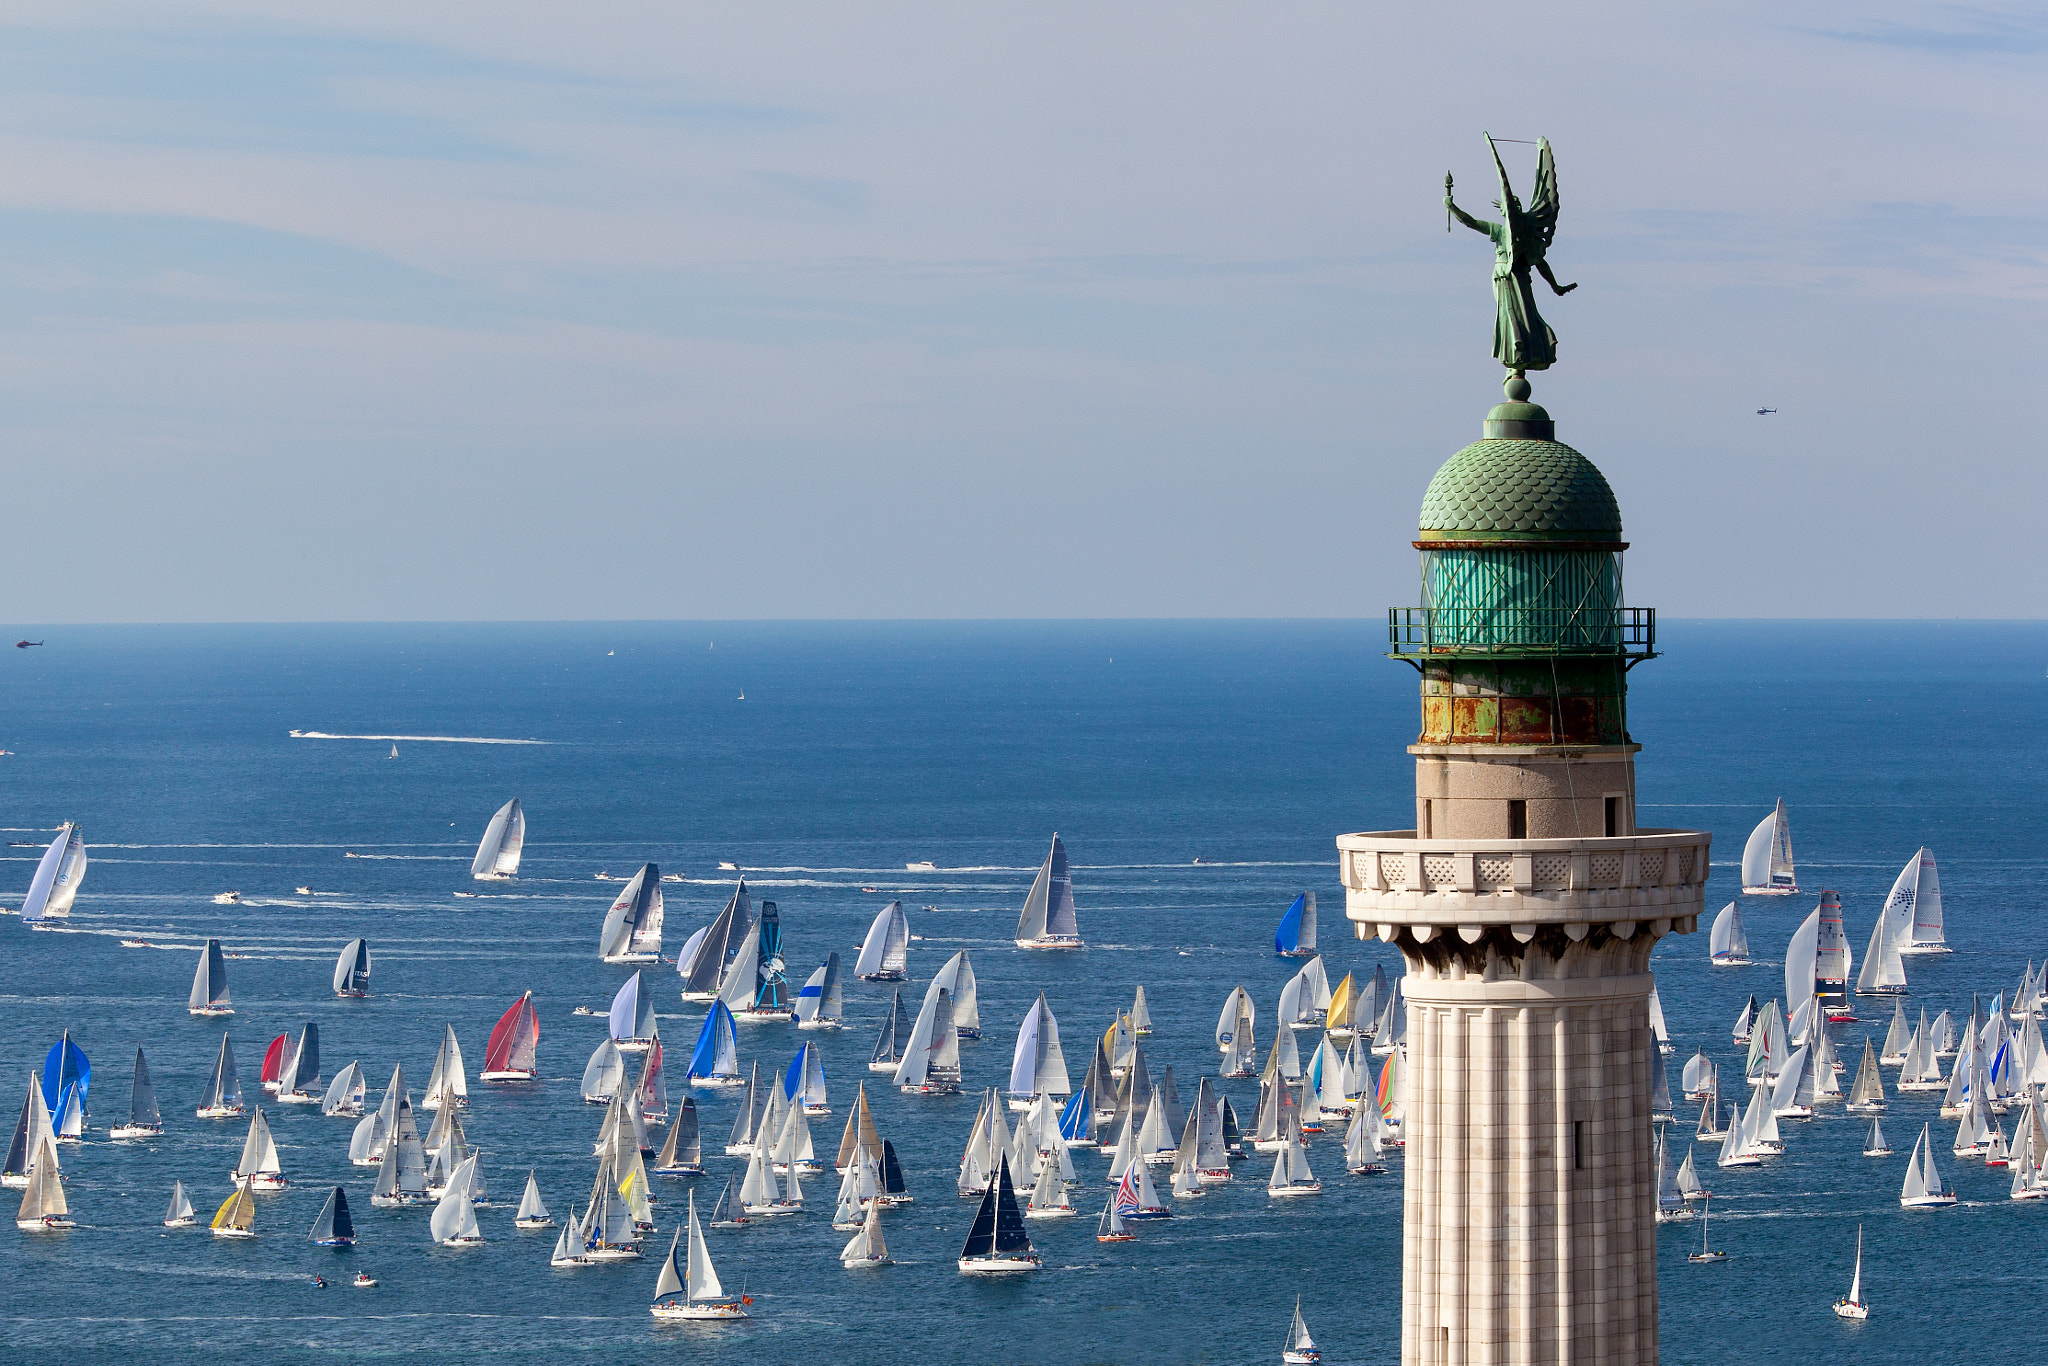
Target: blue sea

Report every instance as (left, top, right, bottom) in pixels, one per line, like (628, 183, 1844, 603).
(0, 619, 2043, 1365)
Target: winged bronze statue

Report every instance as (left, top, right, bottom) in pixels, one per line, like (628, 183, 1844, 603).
(1445, 134, 1576, 380)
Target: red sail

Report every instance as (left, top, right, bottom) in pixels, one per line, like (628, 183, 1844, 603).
(260, 1033, 288, 1084)
(486, 991, 538, 1074)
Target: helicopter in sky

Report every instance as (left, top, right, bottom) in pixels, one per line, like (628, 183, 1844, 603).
(14, 640, 42, 649)
(1756, 407, 1777, 415)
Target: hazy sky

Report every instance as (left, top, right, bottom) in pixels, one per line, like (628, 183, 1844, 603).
(0, 2, 2041, 621)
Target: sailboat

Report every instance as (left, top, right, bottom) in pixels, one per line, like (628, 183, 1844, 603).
(209, 1178, 256, 1239)
(1654, 1127, 1691, 1222)
(197, 1033, 245, 1119)
(1708, 902, 1750, 965)
(369, 1085, 432, 1206)
(1855, 912, 1909, 997)
(1218, 985, 1257, 1078)
(730, 899, 793, 1022)
(1096, 1191, 1134, 1243)
(1833, 1225, 1870, 1319)
(1731, 995, 1757, 1044)
(107, 1047, 162, 1139)
(1882, 847, 1950, 955)
(550, 1209, 591, 1267)
(275, 1023, 323, 1105)
(1282, 1297, 1322, 1364)
(1129, 985, 1154, 1037)
(786, 1042, 830, 1116)
(1267, 1114, 1321, 1196)
(609, 972, 659, 1052)
(1686, 1194, 1727, 1263)
(1845, 1041, 1886, 1113)
(231, 1108, 288, 1190)
(652, 1192, 750, 1318)
(958, 1155, 1041, 1272)
(840, 1197, 893, 1268)
(431, 1154, 486, 1246)
(309, 1186, 355, 1246)
(471, 798, 525, 880)
(1812, 890, 1854, 1018)
(582, 1040, 626, 1106)
(1279, 957, 1333, 1032)
(894, 986, 962, 1095)
(1899, 1123, 1957, 1207)
(333, 938, 372, 997)
(1014, 833, 1083, 950)
(187, 939, 234, 1017)
(1896, 1021, 1945, 1092)
(1863, 1117, 1891, 1157)
(795, 952, 845, 1030)
(855, 900, 911, 981)
(599, 864, 664, 963)
(1274, 892, 1318, 958)
(1025, 1142, 1077, 1218)
(653, 1098, 703, 1175)
(869, 990, 912, 1073)
(1344, 1100, 1387, 1175)
(1740, 798, 1798, 894)
(512, 1169, 556, 1229)
(163, 1180, 196, 1228)
(482, 991, 540, 1081)
(423, 1024, 470, 1110)
(687, 1001, 745, 1089)
(15, 1134, 71, 1231)
(1007, 993, 1072, 1111)
(709, 1172, 750, 1228)
(19, 823, 86, 927)
(926, 950, 981, 1039)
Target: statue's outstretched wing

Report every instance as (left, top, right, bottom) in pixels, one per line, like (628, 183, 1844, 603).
(1527, 138, 1560, 248)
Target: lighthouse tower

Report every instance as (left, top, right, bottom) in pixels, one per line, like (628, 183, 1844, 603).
(1338, 379, 1711, 1366)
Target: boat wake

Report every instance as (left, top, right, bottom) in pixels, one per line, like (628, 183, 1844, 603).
(291, 731, 548, 745)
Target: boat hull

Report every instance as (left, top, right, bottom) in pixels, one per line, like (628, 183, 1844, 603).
(690, 1076, 746, 1090)
(1845, 1102, 1885, 1115)
(1863, 1147, 1892, 1157)
(1833, 1302, 1869, 1320)
(18, 1217, 73, 1232)
(189, 1007, 236, 1018)
(602, 953, 661, 965)
(585, 1246, 643, 1261)
(231, 1172, 290, 1191)
(1899, 1194, 1957, 1208)
(481, 1070, 537, 1082)
(867, 1061, 902, 1073)
(798, 1019, 842, 1031)
(211, 1227, 255, 1239)
(1014, 936, 1083, 951)
(732, 1009, 794, 1024)
(651, 1165, 703, 1177)
(679, 991, 719, 1003)
(1096, 1232, 1134, 1244)
(1740, 885, 1800, 895)
(312, 1236, 355, 1247)
(196, 1105, 246, 1120)
(1686, 1251, 1727, 1263)
(370, 1192, 433, 1208)
(958, 1254, 1042, 1273)
(653, 1299, 749, 1319)
(439, 1235, 486, 1247)
(108, 1124, 163, 1139)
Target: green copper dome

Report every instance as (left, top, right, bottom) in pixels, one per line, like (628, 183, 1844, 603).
(1417, 427, 1622, 543)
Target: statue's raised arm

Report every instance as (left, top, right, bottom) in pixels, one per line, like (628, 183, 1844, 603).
(1449, 133, 1578, 387)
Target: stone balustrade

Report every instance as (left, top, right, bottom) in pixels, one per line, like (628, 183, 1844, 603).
(1336, 827, 1709, 943)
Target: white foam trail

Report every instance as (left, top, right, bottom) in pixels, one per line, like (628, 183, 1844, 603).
(291, 731, 547, 745)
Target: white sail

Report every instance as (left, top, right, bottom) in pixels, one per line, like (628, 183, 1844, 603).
(1015, 834, 1080, 946)
(1217, 986, 1255, 1052)
(1007, 994, 1072, 1101)
(517, 1170, 549, 1222)
(430, 1155, 482, 1243)
(583, 1040, 626, 1104)
(423, 1024, 468, 1110)
(20, 824, 84, 924)
(471, 798, 524, 878)
(1708, 902, 1748, 962)
(925, 949, 980, 1036)
(165, 1180, 193, 1224)
(1855, 914, 1907, 994)
(686, 1191, 723, 1298)
(854, 901, 910, 979)
(1784, 908, 1820, 1015)
(1898, 848, 1946, 952)
(1740, 799, 1796, 891)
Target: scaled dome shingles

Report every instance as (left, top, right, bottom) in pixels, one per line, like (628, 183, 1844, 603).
(1418, 440, 1622, 536)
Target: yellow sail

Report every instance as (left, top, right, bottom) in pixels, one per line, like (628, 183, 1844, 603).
(211, 1182, 255, 1231)
(1101, 1021, 1118, 1058)
(1326, 974, 1355, 1033)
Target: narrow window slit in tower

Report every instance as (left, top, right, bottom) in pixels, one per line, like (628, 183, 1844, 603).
(1507, 799, 1526, 840)
(1573, 1120, 1586, 1169)
(1604, 796, 1619, 838)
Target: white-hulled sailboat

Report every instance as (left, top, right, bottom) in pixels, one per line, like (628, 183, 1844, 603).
(482, 992, 539, 1082)
(653, 1097, 703, 1176)
(1267, 1114, 1321, 1197)
(1855, 912, 1908, 997)
(677, 880, 751, 1002)
(688, 1001, 745, 1090)
(231, 1108, 287, 1190)
(1846, 1040, 1886, 1113)
(795, 952, 845, 1030)
(109, 1047, 162, 1139)
(925, 949, 981, 1039)
(516, 1169, 555, 1229)
(163, 1179, 196, 1228)
(709, 1172, 749, 1228)
(609, 972, 658, 1053)
(1899, 1123, 1956, 1207)
(958, 1154, 1040, 1273)
(652, 1192, 750, 1318)
(1880, 847, 1948, 956)
(1282, 1296, 1321, 1364)
(1687, 1193, 1726, 1263)
(599, 864, 664, 963)
(188, 939, 233, 1017)
(869, 990, 911, 1073)
(1863, 1117, 1891, 1157)
(1740, 798, 1798, 894)
(210, 1179, 257, 1239)
(1832, 1225, 1869, 1319)
(1007, 993, 1071, 1111)
(423, 1024, 469, 1110)
(19, 824, 85, 928)
(1218, 985, 1257, 1078)
(197, 1033, 245, 1119)
(855, 900, 910, 981)
(1708, 902, 1750, 965)
(16, 1134, 71, 1231)
(786, 1041, 829, 1116)
(1014, 834, 1082, 950)
(894, 986, 961, 1096)
(471, 798, 524, 880)
(840, 1197, 892, 1268)
(333, 937, 372, 997)
(1274, 892, 1317, 959)
(430, 1154, 486, 1246)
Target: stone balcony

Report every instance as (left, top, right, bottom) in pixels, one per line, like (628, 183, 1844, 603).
(1336, 828, 1709, 945)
